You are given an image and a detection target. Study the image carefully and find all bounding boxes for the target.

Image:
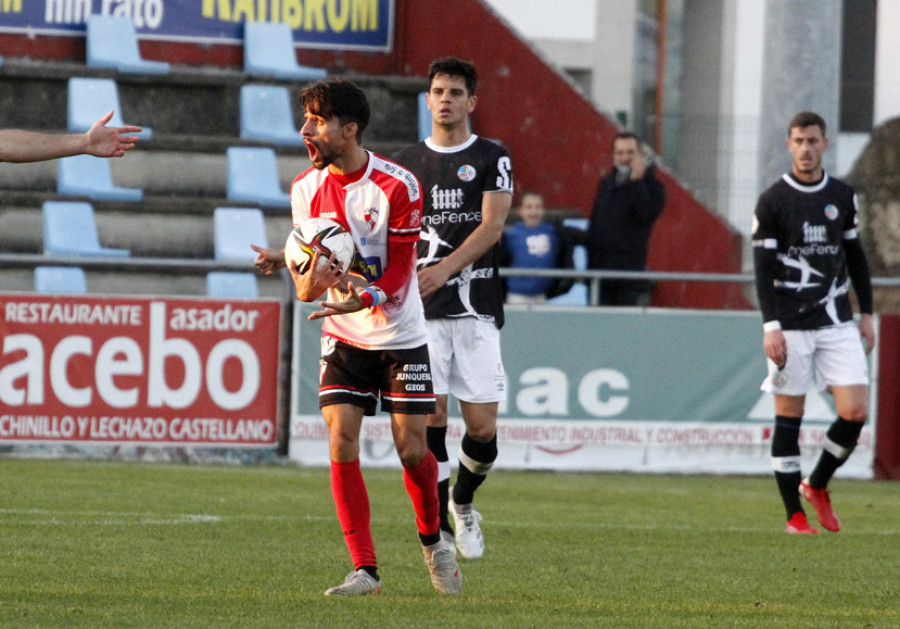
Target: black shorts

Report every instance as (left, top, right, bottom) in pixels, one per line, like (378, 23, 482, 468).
(319, 339, 436, 416)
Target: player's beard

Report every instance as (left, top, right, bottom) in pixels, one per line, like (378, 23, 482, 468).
(795, 152, 820, 174)
(306, 139, 336, 170)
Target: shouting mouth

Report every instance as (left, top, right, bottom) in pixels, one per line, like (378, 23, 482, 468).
(305, 140, 321, 165)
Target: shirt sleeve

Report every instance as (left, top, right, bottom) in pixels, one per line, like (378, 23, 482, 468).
(367, 238, 416, 303)
(752, 193, 780, 325)
(844, 238, 874, 315)
(484, 143, 514, 194)
(359, 173, 422, 308)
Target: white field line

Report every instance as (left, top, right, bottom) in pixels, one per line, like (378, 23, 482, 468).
(1, 508, 898, 535)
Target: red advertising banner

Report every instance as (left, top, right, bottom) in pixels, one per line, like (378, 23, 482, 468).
(0, 294, 281, 447)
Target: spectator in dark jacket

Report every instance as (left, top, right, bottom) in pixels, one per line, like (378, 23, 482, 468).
(587, 132, 666, 306)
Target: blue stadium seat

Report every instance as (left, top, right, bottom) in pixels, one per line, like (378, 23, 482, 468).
(226, 147, 291, 207)
(418, 92, 430, 141)
(546, 218, 589, 306)
(206, 272, 259, 298)
(34, 266, 88, 294)
(68, 77, 152, 140)
(243, 22, 327, 80)
(213, 207, 267, 264)
(42, 201, 130, 257)
(86, 14, 170, 74)
(58, 154, 144, 201)
(240, 84, 303, 146)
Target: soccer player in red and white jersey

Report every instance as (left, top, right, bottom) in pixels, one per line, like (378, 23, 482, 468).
(251, 79, 460, 596)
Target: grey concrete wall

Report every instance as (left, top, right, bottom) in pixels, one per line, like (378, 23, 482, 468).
(758, 0, 842, 189)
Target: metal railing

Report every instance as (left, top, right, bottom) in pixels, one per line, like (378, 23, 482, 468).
(500, 266, 900, 306)
(2, 252, 898, 307)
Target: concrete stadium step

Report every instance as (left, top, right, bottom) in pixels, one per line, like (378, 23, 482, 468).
(0, 147, 311, 197)
(0, 56, 424, 144)
(1, 265, 291, 299)
(0, 195, 295, 258)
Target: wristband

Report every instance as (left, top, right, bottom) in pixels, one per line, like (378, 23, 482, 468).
(359, 286, 387, 308)
(763, 320, 782, 332)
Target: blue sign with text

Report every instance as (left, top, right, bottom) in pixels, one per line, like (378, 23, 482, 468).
(0, 0, 393, 51)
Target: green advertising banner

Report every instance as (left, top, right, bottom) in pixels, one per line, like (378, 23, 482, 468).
(289, 305, 876, 477)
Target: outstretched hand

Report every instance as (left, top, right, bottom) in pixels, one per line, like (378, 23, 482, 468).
(308, 279, 365, 320)
(85, 110, 142, 158)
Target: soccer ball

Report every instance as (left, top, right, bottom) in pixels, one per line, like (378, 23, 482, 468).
(284, 217, 357, 276)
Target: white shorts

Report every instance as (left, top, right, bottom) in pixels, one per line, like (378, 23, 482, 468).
(426, 318, 506, 403)
(761, 323, 869, 395)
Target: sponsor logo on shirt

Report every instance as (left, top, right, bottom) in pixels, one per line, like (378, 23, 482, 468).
(802, 221, 827, 244)
(430, 185, 464, 210)
(457, 165, 476, 182)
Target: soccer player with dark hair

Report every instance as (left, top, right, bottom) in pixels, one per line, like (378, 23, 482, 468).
(752, 111, 876, 534)
(392, 57, 513, 559)
(252, 78, 461, 595)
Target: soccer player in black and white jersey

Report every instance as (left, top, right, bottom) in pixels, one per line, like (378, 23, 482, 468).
(752, 111, 876, 535)
(392, 57, 513, 559)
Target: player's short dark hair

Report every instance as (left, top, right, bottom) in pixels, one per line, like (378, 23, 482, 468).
(428, 57, 478, 96)
(300, 78, 370, 141)
(788, 111, 826, 137)
(518, 190, 543, 205)
(612, 131, 640, 150)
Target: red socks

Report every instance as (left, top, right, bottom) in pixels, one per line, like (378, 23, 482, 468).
(331, 453, 439, 570)
(330, 459, 376, 569)
(402, 452, 440, 537)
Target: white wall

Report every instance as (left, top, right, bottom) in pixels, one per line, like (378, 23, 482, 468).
(483, 0, 636, 120)
(725, 0, 765, 258)
(484, 0, 595, 39)
(874, 0, 900, 125)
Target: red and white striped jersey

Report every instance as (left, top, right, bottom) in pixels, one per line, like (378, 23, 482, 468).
(290, 151, 429, 350)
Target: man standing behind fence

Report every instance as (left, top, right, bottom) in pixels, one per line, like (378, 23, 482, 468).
(586, 132, 665, 306)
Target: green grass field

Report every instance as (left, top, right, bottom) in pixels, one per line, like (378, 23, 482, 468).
(1, 458, 898, 628)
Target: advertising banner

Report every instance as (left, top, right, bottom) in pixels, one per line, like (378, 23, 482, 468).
(0, 294, 280, 447)
(0, 0, 394, 51)
(289, 305, 877, 477)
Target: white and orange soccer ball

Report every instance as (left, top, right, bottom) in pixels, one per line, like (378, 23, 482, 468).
(284, 217, 357, 276)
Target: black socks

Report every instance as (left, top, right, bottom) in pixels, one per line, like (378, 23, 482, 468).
(771, 415, 803, 519)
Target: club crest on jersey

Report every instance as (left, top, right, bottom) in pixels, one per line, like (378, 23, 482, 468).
(823, 204, 839, 221)
(457, 164, 476, 182)
(362, 207, 379, 229)
(409, 208, 421, 228)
